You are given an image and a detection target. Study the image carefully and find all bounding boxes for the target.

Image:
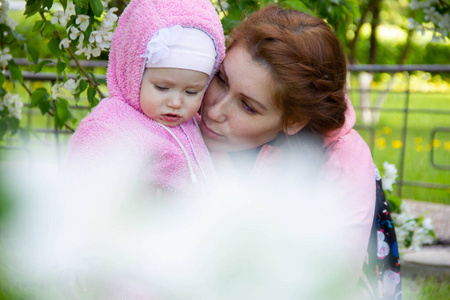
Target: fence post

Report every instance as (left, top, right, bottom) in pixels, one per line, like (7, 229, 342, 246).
(397, 71, 411, 199)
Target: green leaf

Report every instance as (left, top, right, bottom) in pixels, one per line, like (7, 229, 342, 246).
(75, 0, 89, 11)
(55, 99, 72, 128)
(89, 97, 99, 109)
(8, 118, 20, 135)
(42, 0, 53, 9)
(387, 195, 402, 214)
(42, 21, 56, 37)
(32, 20, 45, 32)
(48, 38, 63, 58)
(25, 44, 40, 64)
(89, 0, 103, 17)
(39, 99, 51, 114)
(87, 86, 96, 103)
(24, 0, 41, 17)
(34, 59, 52, 73)
(0, 72, 5, 86)
(31, 88, 49, 108)
(60, 0, 68, 10)
(56, 61, 67, 75)
(7, 60, 23, 84)
(77, 79, 88, 93)
(282, 0, 312, 13)
(0, 120, 7, 139)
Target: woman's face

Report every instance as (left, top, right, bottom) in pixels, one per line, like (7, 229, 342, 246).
(200, 45, 284, 152)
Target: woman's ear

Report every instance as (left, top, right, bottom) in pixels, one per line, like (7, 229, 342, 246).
(282, 119, 308, 136)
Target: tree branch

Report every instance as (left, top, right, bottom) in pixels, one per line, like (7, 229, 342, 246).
(21, 82, 75, 132)
(39, 11, 106, 99)
(217, 0, 225, 15)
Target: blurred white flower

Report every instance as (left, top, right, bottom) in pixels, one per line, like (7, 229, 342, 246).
(69, 26, 81, 40)
(1, 92, 23, 120)
(0, 47, 12, 67)
(59, 38, 70, 49)
(102, 7, 118, 28)
(63, 79, 79, 94)
(65, 1, 76, 19)
(421, 217, 433, 231)
(382, 161, 398, 192)
(76, 15, 90, 31)
(6, 16, 17, 30)
(51, 83, 65, 100)
(51, 10, 68, 27)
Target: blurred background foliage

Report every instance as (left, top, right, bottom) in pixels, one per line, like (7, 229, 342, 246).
(8, 0, 450, 67)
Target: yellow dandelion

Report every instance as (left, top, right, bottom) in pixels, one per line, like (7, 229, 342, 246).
(445, 141, 450, 151)
(392, 140, 403, 149)
(415, 145, 423, 152)
(426, 144, 432, 152)
(382, 127, 392, 135)
(432, 139, 442, 148)
(377, 137, 386, 150)
(415, 137, 423, 144)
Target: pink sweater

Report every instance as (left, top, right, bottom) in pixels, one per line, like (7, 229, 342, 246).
(65, 0, 225, 192)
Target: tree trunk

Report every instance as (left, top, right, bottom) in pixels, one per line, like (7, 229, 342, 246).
(371, 27, 414, 124)
(359, 0, 381, 125)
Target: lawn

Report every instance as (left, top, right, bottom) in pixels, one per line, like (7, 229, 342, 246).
(350, 90, 450, 205)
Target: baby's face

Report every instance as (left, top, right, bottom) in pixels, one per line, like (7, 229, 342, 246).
(140, 68, 208, 127)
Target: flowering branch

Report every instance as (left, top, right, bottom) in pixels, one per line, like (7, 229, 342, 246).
(41, 11, 106, 99)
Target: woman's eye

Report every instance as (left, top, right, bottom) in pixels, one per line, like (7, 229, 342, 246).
(215, 71, 227, 87)
(241, 100, 257, 114)
(154, 85, 168, 91)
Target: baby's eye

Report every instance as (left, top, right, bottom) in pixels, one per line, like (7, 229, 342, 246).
(241, 100, 257, 114)
(186, 90, 199, 95)
(154, 85, 168, 91)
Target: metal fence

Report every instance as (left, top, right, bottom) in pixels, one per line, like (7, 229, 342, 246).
(1, 62, 449, 198)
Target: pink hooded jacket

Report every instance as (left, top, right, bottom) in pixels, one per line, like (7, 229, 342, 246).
(65, 0, 225, 192)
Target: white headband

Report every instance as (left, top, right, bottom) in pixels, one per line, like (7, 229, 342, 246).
(141, 25, 216, 75)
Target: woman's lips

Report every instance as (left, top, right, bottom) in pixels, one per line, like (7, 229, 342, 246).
(200, 120, 223, 139)
(162, 114, 181, 123)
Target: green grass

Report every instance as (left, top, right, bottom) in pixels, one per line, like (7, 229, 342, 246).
(403, 275, 450, 300)
(350, 91, 450, 204)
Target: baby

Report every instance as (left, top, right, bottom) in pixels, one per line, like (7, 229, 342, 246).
(64, 0, 225, 194)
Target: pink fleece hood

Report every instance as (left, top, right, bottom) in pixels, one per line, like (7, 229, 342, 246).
(106, 0, 226, 112)
(323, 94, 356, 147)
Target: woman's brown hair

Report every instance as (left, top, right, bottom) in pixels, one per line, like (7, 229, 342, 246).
(229, 5, 348, 142)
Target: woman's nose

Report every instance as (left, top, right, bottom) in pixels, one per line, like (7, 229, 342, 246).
(206, 93, 228, 123)
(166, 94, 182, 109)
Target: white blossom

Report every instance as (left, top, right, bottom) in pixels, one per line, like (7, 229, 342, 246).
(51, 83, 65, 100)
(1, 92, 23, 120)
(76, 15, 90, 32)
(409, 0, 450, 41)
(63, 79, 79, 94)
(102, 7, 118, 28)
(382, 161, 398, 192)
(68, 26, 81, 40)
(51, 10, 68, 27)
(64, 1, 76, 19)
(6, 16, 17, 30)
(59, 38, 70, 49)
(0, 47, 12, 67)
(421, 217, 433, 231)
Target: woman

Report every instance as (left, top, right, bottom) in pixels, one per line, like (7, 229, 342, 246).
(200, 5, 401, 299)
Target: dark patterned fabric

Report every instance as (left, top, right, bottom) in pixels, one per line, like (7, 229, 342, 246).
(361, 179, 402, 299)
